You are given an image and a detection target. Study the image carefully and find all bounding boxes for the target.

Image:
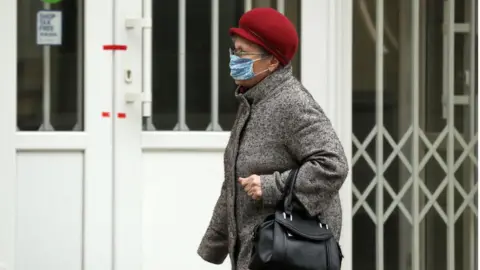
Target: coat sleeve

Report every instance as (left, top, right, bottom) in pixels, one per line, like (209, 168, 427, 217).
(197, 180, 229, 264)
(260, 99, 349, 217)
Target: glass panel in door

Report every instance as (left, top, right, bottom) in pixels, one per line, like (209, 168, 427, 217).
(144, 0, 301, 131)
(17, 0, 84, 131)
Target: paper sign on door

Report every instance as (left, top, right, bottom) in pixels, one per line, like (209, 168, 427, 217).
(36, 10, 62, 45)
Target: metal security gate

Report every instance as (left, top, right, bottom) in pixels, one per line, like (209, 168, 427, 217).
(351, 0, 477, 269)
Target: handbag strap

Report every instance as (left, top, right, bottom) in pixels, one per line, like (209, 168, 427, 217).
(282, 169, 299, 215)
(281, 169, 329, 227)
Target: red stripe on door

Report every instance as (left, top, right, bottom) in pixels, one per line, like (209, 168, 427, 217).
(103, 45, 128, 51)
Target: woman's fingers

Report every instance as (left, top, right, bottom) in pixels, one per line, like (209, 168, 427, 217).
(239, 175, 262, 199)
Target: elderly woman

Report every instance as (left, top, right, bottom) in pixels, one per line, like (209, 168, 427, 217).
(198, 7, 348, 270)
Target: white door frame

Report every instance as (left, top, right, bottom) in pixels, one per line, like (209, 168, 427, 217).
(0, 1, 114, 269)
(112, 0, 144, 269)
(302, 1, 353, 270)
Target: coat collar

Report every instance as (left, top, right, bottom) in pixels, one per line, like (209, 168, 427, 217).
(235, 64, 293, 105)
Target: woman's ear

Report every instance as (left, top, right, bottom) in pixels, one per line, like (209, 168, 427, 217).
(268, 57, 280, 72)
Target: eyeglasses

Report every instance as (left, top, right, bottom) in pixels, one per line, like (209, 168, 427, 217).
(229, 47, 265, 57)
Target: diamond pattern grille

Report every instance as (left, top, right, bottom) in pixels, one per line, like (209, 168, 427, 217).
(352, 126, 478, 224)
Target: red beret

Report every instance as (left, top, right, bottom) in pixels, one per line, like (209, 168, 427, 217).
(229, 8, 299, 66)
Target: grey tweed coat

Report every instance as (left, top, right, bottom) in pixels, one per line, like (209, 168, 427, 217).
(197, 65, 349, 270)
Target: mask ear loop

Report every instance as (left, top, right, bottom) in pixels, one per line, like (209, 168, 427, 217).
(251, 55, 274, 76)
(254, 68, 269, 76)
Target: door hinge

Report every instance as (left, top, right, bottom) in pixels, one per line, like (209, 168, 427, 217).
(125, 92, 150, 104)
(464, 70, 470, 86)
(125, 18, 152, 30)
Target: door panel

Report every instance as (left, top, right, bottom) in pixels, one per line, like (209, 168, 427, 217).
(0, 1, 113, 270)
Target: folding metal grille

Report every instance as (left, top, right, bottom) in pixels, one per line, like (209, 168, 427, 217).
(352, 0, 477, 269)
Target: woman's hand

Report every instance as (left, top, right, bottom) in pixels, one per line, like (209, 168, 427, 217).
(238, 175, 262, 200)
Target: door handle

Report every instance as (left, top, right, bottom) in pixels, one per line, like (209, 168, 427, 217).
(125, 18, 152, 118)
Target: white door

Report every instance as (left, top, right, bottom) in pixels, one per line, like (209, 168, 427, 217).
(113, 1, 302, 270)
(0, 1, 113, 270)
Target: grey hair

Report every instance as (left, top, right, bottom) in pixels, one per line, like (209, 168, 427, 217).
(232, 34, 271, 56)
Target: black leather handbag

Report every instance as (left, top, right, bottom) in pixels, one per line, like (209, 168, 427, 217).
(249, 169, 343, 270)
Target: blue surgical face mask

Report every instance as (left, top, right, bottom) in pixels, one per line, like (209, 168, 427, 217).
(229, 55, 268, 81)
